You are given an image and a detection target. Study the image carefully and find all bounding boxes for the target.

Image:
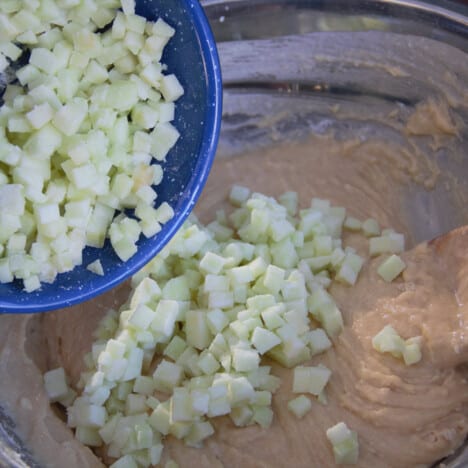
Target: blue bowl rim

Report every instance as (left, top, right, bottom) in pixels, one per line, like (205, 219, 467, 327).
(0, 0, 222, 314)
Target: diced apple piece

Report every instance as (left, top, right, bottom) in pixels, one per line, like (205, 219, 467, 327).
(153, 360, 183, 393)
(377, 254, 406, 282)
(304, 328, 332, 356)
(151, 300, 178, 337)
(29, 48, 58, 74)
(53, 99, 87, 136)
(149, 401, 171, 435)
(150, 122, 180, 161)
(251, 327, 281, 354)
(127, 304, 156, 331)
(326, 422, 359, 465)
(163, 336, 188, 361)
(343, 216, 361, 231)
(170, 387, 193, 422)
(109, 454, 138, 468)
(287, 395, 312, 419)
(185, 310, 212, 350)
(44, 367, 69, 401)
(232, 347, 260, 372)
(26, 102, 54, 129)
(252, 406, 273, 428)
(292, 365, 331, 395)
(372, 324, 405, 358)
(160, 74, 184, 102)
(369, 233, 405, 257)
(229, 185, 250, 207)
(362, 218, 380, 237)
(200, 252, 226, 275)
(121, 0, 135, 15)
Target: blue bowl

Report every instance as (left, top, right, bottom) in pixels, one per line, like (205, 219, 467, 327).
(0, 0, 222, 313)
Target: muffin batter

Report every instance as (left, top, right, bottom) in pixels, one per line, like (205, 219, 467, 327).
(0, 131, 467, 468)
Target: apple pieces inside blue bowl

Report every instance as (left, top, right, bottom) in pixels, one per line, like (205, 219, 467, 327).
(0, 0, 222, 313)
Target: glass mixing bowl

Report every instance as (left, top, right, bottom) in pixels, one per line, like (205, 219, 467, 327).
(1, 0, 467, 466)
(205, 0, 468, 246)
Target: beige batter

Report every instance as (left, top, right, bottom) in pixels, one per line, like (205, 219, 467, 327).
(1, 131, 467, 468)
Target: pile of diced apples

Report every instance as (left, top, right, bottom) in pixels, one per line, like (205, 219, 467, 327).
(44, 186, 419, 467)
(0, 0, 184, 292)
